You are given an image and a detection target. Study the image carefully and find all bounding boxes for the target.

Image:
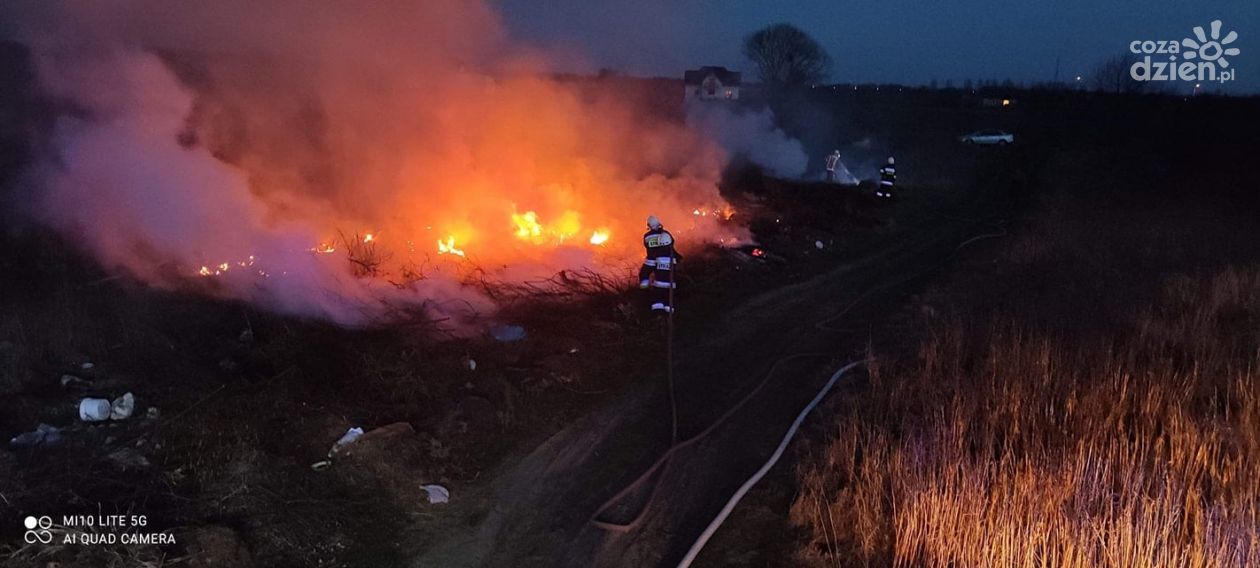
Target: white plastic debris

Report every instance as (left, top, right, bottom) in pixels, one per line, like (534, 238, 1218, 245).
(80, 362, 95, 370)
(815, 240, 825, 250)
(61, 374, 91, 388)
(421, 484, 450, 504)
(465, 357, 477, 371)
(10, 423, 62, 448)
(145, 407, 160, 419)
(110, 392, 136, 420)
(79, 398, 112, 421)
(329, 427, 365, 457)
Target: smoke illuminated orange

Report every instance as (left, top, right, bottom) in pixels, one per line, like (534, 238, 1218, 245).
(22, 1, 749, 326)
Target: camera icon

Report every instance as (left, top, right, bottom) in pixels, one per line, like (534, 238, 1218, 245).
(23, 515, 54, 544)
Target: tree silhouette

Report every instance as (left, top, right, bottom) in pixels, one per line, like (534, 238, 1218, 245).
(743, 23, 831, 89)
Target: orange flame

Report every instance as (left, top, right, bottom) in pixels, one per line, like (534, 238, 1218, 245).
(437, 235, 465, 257)
(589, 230, 610, 246)
(512, 211, 544, 242)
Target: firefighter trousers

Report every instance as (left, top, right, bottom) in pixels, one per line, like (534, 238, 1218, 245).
(638, 256, 675, 312)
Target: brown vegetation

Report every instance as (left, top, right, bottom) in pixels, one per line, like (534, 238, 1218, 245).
(792, 195, 1260, 567)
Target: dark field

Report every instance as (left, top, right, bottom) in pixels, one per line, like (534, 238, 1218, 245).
(2, 40, 1259, 567)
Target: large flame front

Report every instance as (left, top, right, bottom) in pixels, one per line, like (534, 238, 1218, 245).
(22, 1, 745, 325)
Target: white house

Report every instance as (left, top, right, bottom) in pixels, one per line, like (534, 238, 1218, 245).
(683, 66, 741, 102)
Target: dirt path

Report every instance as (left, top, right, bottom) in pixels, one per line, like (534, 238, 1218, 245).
(413, 200, 1000, 568)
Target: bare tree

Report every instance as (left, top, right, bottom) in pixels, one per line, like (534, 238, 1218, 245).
(743, 23, 831, 89)
(1091, 52, 1148, 95)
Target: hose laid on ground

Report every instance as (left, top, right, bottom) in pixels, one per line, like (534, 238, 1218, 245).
(673, 215, 1008, 565)
(592, 213, 1007, 550)
(676, 360, 866, 568)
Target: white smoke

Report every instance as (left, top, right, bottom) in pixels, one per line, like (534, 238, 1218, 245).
(685, 103, 808, 179)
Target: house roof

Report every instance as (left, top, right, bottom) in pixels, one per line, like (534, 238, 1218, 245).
(684, 66, 741, 86)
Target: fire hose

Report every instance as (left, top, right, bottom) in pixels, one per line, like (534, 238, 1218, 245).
(591, 214, 1008, 566)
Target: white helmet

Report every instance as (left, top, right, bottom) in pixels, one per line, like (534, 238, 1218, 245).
(647, 215, 662, 229)
(887, 156, 895, 165)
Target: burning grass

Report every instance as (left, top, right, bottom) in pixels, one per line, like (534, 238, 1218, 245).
(791, 216, 1260, 566)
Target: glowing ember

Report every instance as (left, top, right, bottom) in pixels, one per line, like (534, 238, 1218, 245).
(589, 230, 610, 246)
(437, 235, 465, 257)
(362, 233, 376, 243)
(313, 242, 336, 254)
(751, 247, 766, 258)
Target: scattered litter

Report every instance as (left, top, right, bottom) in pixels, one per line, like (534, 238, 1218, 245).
(568, 348, 579, 354)
(328, 427, 365, 457)
(490, 325, 526, 342)
(318, 423, 415, 467)
(10, 423, 62, 448)
(815, 240, 825, 250)
(145, 407, 160, 419)
(239, 328, 254, 343)
(421, 484, 450, 504)
(110, 392, 136, 420)
(61, 374, 91, 389)
(464, 356, 477, 371)
(79, 398, 113, 422)
(80, 362, 95, 370)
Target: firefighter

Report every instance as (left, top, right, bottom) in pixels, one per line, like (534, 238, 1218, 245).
(876, 156, 896, 198)
(638, 215, 682, 313)
(824, 150, 842, 182)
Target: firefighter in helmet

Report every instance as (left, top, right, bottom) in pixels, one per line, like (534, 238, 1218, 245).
(824, 150, 842, 182)
(876, 156, 896, 199)
(638, 215, 682, 313)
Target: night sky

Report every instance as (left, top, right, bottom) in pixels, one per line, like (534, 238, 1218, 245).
(498, 0, 1259, 94)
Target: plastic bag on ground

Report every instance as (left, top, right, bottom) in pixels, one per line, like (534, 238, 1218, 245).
(422, 484, 450, 504)
(110, 392, 136, 420)
(10, 423, 62, 448)
(329, 427, 365, 457)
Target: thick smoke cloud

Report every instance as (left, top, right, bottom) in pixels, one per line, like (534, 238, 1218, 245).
(3, 1, 745, 327)
(685, 104, 809, 179)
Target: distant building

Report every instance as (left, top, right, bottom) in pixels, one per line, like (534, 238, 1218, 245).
(683, 66, 741, 102)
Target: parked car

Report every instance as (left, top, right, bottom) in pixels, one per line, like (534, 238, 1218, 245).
(959, 129, 1015, 145)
